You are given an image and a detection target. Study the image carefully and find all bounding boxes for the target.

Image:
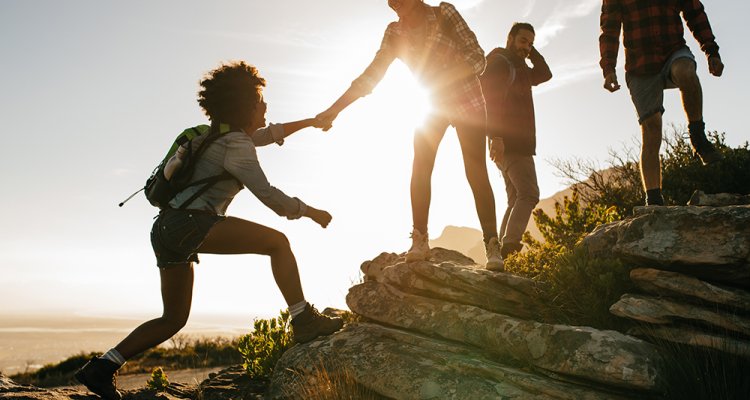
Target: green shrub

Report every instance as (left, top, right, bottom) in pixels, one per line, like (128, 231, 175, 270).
(237, 310, 293, 379)
(505, 191, 633, 329)
(145, 366, 170, 391)
(553, 128, 750, 215)
(662, 130, 750, 205)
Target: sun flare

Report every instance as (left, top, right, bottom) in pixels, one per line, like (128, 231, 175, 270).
(369, 62, 433, 131)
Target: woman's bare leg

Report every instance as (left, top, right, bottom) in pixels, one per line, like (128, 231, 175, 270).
(198, 216, 304, 306)
(115, 264, 194, 359)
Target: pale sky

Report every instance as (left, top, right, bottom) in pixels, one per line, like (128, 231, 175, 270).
(1, 0, 747, 319)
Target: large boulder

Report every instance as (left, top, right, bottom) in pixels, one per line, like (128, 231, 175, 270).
(347, 280, 663, 392)
(582, 206, 750, 287)
(268, 323, 629, 400)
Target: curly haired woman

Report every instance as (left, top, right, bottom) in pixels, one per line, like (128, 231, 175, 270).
(74, 61, 343, 400)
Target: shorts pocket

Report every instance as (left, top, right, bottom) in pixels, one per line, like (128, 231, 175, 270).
(159, 211, 200, 253)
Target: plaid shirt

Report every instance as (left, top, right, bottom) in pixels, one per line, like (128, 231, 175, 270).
(599, 0, 720, 76)
(350, 2, 486, 120)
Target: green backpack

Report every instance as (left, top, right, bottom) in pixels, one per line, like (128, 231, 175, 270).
(119, 123, 234, 209)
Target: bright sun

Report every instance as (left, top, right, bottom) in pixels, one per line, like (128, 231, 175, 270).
(370, 62, 433, 130)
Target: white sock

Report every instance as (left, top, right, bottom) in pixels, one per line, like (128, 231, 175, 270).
(288, 300, 308, 319)
(101, 348, 126, 366)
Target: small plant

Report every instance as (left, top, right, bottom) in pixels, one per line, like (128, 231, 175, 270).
(237, 310, 293, 378)
(145, 366, 170, 391)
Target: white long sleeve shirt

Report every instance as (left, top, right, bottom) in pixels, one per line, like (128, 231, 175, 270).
(169, 124, 307, 218)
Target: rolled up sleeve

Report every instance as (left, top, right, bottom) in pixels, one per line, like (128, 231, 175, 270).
(251, 123, 286, 147)
(224, 136, 307, 219)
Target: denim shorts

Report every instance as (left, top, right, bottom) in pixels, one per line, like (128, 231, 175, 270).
(625, 46, 696, 124)
(150, 208, 225, 268)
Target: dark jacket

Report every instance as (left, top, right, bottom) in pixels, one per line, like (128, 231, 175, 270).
(481, 47, 552, 155)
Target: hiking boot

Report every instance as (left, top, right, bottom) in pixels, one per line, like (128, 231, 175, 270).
(690, 131, 724, 165)
(405, 229, 429, 262)
(74, 357, 122, 400)
(485, 238, 504, 272)
(500, 242, 524, 259)
(291, 304, 344, 344)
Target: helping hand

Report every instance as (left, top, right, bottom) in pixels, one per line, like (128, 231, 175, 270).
(603, 72, 621, 92)
(315, 109, 338, 132)
(708, 55, 724, 77)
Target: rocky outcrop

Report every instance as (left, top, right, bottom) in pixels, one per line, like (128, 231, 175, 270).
(629, 268, 750, 312)
(271, 248, 665, 399)
(268, 323, 631, 400)
(611, 294, 750, 336)
(583, 202, 750, 359)
(583, 205, 750, 287)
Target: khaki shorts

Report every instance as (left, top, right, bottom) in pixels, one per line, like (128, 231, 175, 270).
(625, 46, 696, 124)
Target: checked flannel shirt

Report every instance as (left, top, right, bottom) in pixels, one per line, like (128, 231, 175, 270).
(349, 2, 486, 121)
(599, 0, 720, 77)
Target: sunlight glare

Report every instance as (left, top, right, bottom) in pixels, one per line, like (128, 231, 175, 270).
(370, 62, 433, 131)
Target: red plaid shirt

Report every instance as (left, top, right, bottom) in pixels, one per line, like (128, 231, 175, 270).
(350, 2, 486, 120)
(599, 0, 720, 76)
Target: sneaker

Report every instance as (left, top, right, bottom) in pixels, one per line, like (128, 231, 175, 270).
(690, 132, 724, 165)
(500, 242, 524, 259)
(291, 304, 344, 344)
(405, 229, 429, 262)
(74, 357, 122, 400)
(485, 237, 504, 272)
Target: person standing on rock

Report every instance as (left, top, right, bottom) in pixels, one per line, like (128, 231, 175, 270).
(481, 22, 552, 268)
(74, 61, 343, 400)
(599, 0, 725, 206)
(315, 0, 503, 270)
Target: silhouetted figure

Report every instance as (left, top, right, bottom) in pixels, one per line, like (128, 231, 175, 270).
(316, 0, 502, 269)
(75, 62, 342, 400)
(599, 0, 724, 206)
(482, 23, 552, 268)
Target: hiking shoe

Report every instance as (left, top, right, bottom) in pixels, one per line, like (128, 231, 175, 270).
(74, 357, 122, 400)
(485, 238, 504, 272)
(690, 132, 724, 165)
(291, 304, 344, 344)
(500, 242, 524, 259)
(405, 229, 429, 262)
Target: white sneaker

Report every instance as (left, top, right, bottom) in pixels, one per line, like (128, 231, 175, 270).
(485, 237, 504, 271)
(405, 229, 429, 262)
